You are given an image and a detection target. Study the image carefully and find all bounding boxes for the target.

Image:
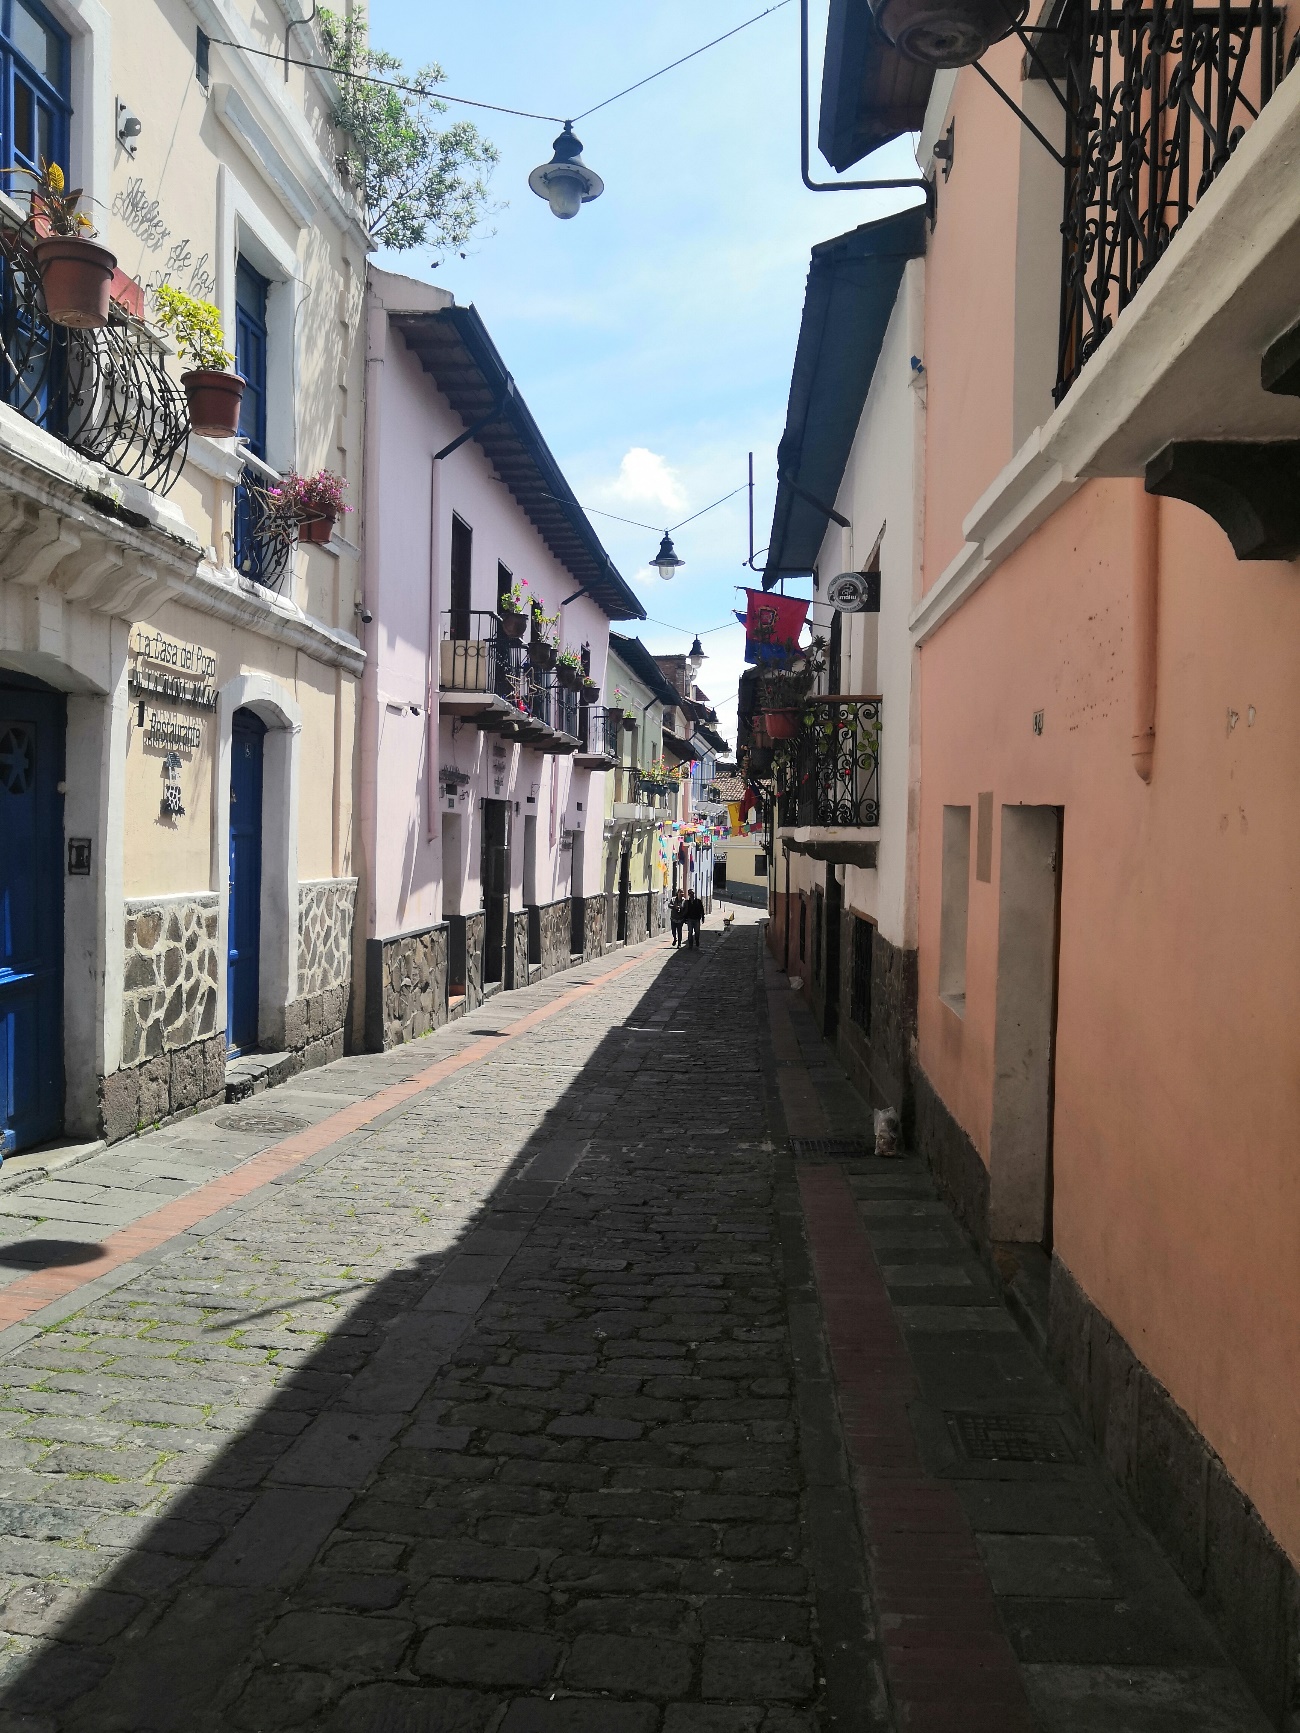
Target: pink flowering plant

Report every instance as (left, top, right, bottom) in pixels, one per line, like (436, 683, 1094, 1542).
(499, 574, 530, 616)
(270, 469, 351, 522)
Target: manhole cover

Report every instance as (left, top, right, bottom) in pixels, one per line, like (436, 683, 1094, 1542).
(214, 1110, 309, 1137)
(790, 1137, 873, 1158)
(947, 1412, 1075, 1464)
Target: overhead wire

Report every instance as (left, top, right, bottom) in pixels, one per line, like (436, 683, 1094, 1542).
(203, 1, 793, 127)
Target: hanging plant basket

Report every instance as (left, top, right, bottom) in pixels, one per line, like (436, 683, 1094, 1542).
(298, 511, 337, 545)
(181, 369, 246, 438)
(498, 607, 528, 641)
(762, 709, 801, 740)
(621, 714, 636, 733)
(35, 235, 116, 328)
(579, 679, 600, 706)
(555, 661, 583, 690)
(530, 639, 558, 672)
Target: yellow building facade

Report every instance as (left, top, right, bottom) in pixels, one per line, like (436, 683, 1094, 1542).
(0, 0, 364, 1153)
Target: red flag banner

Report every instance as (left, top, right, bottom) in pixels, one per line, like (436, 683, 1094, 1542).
(743, 589, 808, 659)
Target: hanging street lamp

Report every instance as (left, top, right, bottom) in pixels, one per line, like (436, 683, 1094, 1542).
(650, 531, 685, 580)
(686, 635, 706, 681)
(529, 123, 604, 220)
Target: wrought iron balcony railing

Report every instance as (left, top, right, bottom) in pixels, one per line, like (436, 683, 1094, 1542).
(579, 704, 617, 759)
(0, 204, 188, 493)
(1056, 0, 1287, 400)
(234, 452, 298, 591)
(774, 696, 881, 828)
(440, 609, 522, 701)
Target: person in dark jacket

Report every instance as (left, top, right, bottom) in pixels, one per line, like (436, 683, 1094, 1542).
(669, 891, 685, 948)
(683, 892, 705, 947)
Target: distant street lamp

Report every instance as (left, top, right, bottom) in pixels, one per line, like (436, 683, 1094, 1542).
(528, 123, 604, 220)
(651, 532, 685, 580)
(686, 635, 705, 681)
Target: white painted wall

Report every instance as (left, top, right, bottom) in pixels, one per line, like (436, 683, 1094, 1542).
(802, 259, 926, 955)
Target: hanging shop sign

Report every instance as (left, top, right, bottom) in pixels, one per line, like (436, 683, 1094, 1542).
(128, 626, 218, 710)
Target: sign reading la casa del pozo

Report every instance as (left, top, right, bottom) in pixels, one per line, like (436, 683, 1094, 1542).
(128, 626, 218, 710)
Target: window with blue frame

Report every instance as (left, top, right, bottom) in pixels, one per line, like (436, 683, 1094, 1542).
(2, 0, 68, 184)
(0, 0, 69, 430)
(233, 256, 271, 580)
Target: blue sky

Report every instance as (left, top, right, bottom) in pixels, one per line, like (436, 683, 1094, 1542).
(370, 1, 921, 744)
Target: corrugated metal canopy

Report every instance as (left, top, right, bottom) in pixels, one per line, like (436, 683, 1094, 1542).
(390, 305, 645, 623)
(763, 207, 928, 590)
(819, 0, 936, 169)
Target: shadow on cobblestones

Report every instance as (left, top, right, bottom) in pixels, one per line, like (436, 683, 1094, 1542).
(0, 926, 839, 1733)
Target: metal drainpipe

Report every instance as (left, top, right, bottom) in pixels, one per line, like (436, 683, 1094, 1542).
(1132, 482, 1160, 782)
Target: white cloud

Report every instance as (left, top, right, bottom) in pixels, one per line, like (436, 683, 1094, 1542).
(603, 447, 688, 518)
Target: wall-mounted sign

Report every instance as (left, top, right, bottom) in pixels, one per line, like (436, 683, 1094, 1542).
(129, 627, 217, 710)
(144, 710, 203, 753)
(67, 837, 91, 875)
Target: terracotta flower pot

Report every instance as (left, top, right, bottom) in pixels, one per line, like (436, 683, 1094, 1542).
(529, 639, 558, 671)
(579, 680, 600, 706)
(555, 662, 582, 690)
(182, 369, 246, 438)
(299, 512, 336, 545)
(762, 709, 801, 740)
(498, 608, 528, 641)
(35, 235, 117, 329)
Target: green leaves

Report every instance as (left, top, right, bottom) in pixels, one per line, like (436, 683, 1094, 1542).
(320, 7, 499, 256)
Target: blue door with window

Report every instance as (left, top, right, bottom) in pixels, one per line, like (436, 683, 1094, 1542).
(0, 679, 64, 1155)
(233, 257, 270, 579)
(226, 708, 265, 1055)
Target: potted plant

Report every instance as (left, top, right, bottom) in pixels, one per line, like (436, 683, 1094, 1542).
(152, 283, 245, 438)
(555, 647, 584, 689)
(270, 469, 351, 543)
(621, 709, 636, 733)
(497, 574, 530, 641)
(579, 676, 600, 706)
(529, 602, 558, 670)
(17, 160, 116, 329)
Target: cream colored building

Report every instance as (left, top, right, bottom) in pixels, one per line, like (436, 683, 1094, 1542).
(0, 0, 364, 1153)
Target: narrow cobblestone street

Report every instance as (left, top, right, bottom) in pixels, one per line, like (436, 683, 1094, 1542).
(0, 915, 1271, 1732)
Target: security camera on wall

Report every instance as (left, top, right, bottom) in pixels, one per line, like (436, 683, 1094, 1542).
(826, 570, 881, 614)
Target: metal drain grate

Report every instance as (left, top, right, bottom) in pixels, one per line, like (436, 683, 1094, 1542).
(947, 1411, 1075, 1465)
(790, 1137, 873, 1159)
(214, 1110, 309, 1137)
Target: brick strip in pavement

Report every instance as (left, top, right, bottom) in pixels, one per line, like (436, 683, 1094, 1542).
(797, 1162, 1036, 1732)
(0, 943, 668, 1334)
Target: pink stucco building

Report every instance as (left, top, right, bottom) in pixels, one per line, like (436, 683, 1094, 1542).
(748, 0, 1300, 1716)
(354, 269, 642, 1047)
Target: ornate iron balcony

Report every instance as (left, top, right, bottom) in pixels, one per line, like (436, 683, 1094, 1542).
(1056, 0, 1286, 400)
(234, 453, 298, 591)
(774, 696, 882, 828)
(0, 206, 188, 494)
(440, 609, 524, 702)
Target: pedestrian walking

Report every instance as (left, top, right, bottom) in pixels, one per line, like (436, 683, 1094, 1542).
(670, 890, 686, 948)
(683, 890, 705, 948)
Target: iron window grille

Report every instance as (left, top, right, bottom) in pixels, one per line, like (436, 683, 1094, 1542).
(1056, 0, 1286, 399)
(851, 916, 874, 1035)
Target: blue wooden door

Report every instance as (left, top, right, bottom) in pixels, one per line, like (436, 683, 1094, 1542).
(0, 679, 64, 1154)
(226, 708, 265, 1054)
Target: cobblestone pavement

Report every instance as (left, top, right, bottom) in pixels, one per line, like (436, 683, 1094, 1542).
(0, 913, 1272, 1732)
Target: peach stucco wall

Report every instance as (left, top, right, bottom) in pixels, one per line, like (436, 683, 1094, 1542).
(917, 473, 1300, 1563)
(920, 39, 1025, 585)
